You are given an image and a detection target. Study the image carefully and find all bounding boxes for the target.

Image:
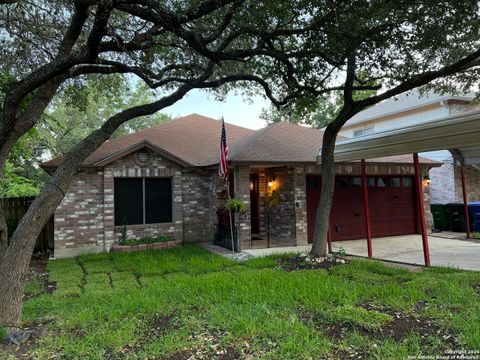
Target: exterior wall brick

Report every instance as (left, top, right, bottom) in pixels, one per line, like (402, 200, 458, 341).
(182, 168, 215, 242)
(264, 167, 297, 246)
(294, 166, 308, 246)
(454, 165, 480, 202)
(429, 159, 456, 204)
(54, 169, 105, 256)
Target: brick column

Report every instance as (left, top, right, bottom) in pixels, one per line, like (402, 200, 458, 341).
(294, 166, 308, 246)
(234, 164, 251, 250)
(422, 166, 433, 232)
(103, 168, 115, 249)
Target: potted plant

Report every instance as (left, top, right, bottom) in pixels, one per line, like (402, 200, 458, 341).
(223, 197, 246, 252)
(224, 196, 246, 214)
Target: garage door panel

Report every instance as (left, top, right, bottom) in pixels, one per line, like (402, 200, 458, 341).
(307, 175, 417, 243)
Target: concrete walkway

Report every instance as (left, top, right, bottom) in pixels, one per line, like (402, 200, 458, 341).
(243, 245, 311, 257)
(332, 235, 480, 271)
(240, 235, 480, 271)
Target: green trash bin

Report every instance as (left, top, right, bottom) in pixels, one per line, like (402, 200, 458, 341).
(431, 204, 448, 231)
(445, 203, 467, 232)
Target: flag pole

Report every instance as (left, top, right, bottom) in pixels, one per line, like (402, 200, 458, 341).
(227, 178, 235, 253)
(219, 116, 235, 252)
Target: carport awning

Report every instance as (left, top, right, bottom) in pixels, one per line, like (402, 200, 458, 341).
(319, 110, 480, 164)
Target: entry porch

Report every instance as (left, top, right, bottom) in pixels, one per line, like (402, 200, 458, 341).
(219, 160, 433, 252)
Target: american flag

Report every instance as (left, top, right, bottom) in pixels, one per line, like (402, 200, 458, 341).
(219, 117, 229, 180)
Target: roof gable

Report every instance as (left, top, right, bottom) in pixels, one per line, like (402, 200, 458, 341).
(92, 140, 192, 167)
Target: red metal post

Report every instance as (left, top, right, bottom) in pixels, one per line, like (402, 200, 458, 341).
(361, 159, 373, 258)
(413, 153, 431, 267)
(460, 165, 471, 238)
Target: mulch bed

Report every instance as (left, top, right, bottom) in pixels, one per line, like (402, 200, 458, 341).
(0, 255, 54, 358)
(278, 254, 348, 272)
(161, 330, 248, 360)
(149, 311, 181, 338)
(0, 322, 49, 359)
(359, 302, 457, 346)
(305, 302, 459, 359)
(165, 346, 242, 360)
(24, 254, 56, 300)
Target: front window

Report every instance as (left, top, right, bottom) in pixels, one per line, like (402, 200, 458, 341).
(114, 178, 172, 226)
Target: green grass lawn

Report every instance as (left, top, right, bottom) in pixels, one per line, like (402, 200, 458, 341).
(4, 244, 480, 359)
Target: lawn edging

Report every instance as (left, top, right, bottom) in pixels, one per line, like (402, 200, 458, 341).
(110, 239, 182, 253)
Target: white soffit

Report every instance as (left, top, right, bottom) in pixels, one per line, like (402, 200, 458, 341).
(318, 110, 480, 165)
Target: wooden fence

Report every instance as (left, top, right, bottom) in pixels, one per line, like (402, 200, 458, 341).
(1, 197, 54, 254)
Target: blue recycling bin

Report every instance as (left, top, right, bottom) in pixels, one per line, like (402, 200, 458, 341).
(468, 201, 480, 232)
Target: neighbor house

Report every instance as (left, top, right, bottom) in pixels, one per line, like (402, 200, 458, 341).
(42, 114, 438, 258)
(339, 89, 480, 204)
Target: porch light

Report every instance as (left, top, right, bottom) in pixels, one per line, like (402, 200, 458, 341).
(268, 174, 275, 187)
(423, 175, 430, 188)
(267, 175, 279, 191)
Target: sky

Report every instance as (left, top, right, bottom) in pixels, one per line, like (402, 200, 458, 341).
(161, 89, 270, 130)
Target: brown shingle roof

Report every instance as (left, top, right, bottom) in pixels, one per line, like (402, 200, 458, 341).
(229, 121, 330, 163)
(42, 114, 254, 168)
(41, 114, 438, 169)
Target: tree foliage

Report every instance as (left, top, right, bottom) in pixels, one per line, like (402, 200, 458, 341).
(46, 75, 172, 156)
(0, 71, 172, 197)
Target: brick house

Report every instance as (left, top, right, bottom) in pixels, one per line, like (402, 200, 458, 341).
(42, 114, 437, 258)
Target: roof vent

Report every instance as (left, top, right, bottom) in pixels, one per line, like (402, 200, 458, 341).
(134, 150, 151, 166)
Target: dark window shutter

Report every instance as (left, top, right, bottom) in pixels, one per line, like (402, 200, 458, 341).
(145, 178, 172, 223)
(114, 178, 143, 225)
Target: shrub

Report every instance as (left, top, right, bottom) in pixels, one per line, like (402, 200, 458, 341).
(0, 326, 6, 341)
(120, 235, 173, 246)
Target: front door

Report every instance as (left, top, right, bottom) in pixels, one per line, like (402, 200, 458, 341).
(250, 173, 260, 235)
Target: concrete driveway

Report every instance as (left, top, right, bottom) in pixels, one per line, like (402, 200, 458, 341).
(333, 234, 480, 271)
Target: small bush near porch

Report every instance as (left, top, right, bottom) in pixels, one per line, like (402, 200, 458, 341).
(2, 245, 479, 359)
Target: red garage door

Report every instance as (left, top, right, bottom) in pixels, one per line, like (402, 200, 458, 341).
(307, 175, 417, 242)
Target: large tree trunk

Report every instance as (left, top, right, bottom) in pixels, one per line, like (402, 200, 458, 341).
(0, 82, 198, 328)
(0, 185, 63, 328)
(0, 199, 8, 258)
(310, 124, 338, 257)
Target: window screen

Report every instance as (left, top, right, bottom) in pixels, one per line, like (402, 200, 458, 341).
(145, 178, 172, 223)
(114, 178, 143, 225)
